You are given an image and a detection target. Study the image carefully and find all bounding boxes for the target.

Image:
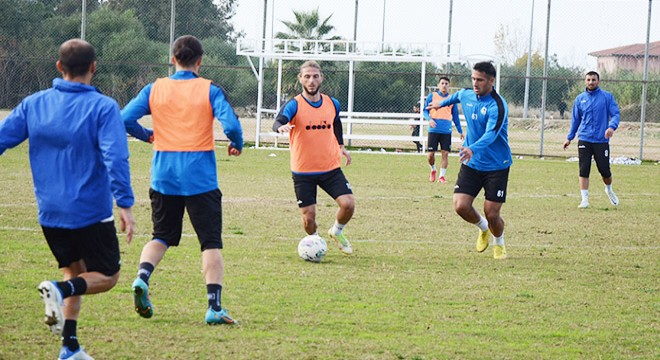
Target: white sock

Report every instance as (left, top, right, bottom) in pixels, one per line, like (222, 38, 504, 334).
(430, 164, 436, 171)
(475, 216, 489, 232)
(332, 221, 346, 235)
(580, 189, 589, 202)
(440, 168, 447, 177)
(605, 184, 613, 193)
(493, 234, 505, 246)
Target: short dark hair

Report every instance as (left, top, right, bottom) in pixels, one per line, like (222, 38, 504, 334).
(173, 35, 204, 67)
(473, 61, 496, 78)
(439, 76, 450, 83)
(58, 39, 96, 77)
(586, 71, 600, 80)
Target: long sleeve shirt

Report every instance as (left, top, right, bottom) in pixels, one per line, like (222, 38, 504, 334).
(567, 87, 620, 143)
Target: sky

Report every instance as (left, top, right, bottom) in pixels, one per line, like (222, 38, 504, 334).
(230, 0, 659, 69)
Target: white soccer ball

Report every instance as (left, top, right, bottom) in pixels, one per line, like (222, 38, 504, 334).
(298, 235, 328, 263)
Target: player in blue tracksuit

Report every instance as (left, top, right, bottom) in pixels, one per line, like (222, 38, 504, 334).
(429, 61, 512, 260)
(0, 39, 134, 360)
(423, 77, 463, 183)
(563, 71, 620, 208)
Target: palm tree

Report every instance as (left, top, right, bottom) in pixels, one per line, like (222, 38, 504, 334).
(275, 8, 341, 41)
(271, 8, 346, 104)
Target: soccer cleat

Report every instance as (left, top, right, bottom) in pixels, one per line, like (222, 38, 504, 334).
(205, 308, 237, 325)
(38, 281, 64, 335)
(605, 188, 619, 206)
(59, 346, 94, 360)
(438, 176, 447, 183)
(327, 228, 353, 255)
(132, 278, 153, 319)
(476, 229, 490, 253)
(493, 245, 507, 260)
(429, 169, 437, 182)
(577, 200, 589, 209)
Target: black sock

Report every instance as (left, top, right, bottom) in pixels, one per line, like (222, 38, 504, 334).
(206, 284, 222, 311)
(137, 262, 155, 285)
(55, 278, 88, 298)
(62, 320, 79, 351)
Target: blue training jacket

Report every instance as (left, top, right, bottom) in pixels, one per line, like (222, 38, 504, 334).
(567, 87, 620, 143)
(0, 78, 134, 228)
(440, 88, 512, 171)
(122, 71, 244, 196)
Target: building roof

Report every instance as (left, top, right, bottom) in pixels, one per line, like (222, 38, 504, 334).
(588, 41, 660, 58)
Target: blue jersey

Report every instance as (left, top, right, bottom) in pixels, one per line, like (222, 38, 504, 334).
(0, 78, 134, 228)
(122, 71, 243, 196)
(567, 87, 620, 143)
(440, 89, 512, 171)
(423, 91, 462, 135)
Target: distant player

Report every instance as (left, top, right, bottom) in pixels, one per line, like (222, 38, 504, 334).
(563, 71, 620, 208)
(273, 60, 355, 255)
(122, 35, 243, 325)
(423, 77, 464, 183)
(427, 62, 512, 260)
(0, 39, 135, 360)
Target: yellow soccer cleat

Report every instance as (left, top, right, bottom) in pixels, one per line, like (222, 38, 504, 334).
(493, 245, 507, 259)
(476, 229, 490, 253)
(328, 228, 353, 255)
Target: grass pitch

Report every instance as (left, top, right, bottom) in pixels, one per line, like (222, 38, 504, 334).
(0, 142, 658, 359)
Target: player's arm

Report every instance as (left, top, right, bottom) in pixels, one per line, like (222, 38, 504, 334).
(211, 83, 243, 153)
(605, 93, 620, 139)
(0, 100, 29, 155)
(331, 98, 351, 166)
(564, 98, 582, 148)
(437, 90, 463, 109)
(451, 104, 463, 136)
(422, 93, 433, 120)
(121, 84, 154, 143)
(98, 101, 135, 242)
(273, 99, 297, 133)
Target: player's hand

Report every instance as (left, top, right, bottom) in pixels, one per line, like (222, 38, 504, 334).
(277, 124, 295, 133)
(604, 128, 614, 139)
(429, 119, 436, 128)
(459, 133, 465, 141)
(228, 144, 241, 156)
(563, 139, 571, 150)
(119, 207, 135, 244)
(458, 146, 473, 164)
(426, 103, 440, 110)
(341, 146, 352, 166)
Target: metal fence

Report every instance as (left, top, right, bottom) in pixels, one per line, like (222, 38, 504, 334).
(1, 0, 659, 160)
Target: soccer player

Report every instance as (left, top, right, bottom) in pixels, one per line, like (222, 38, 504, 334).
(427, 62, 512, 260)
(273, 60, 355, 255)
(122, 35, 243, 325)
(0, 39, 135, 360)
(423, 77, 464, 183)
(563, 71, 620, 209)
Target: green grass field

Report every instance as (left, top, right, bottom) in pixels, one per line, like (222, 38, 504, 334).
(1, 142, 659, 359)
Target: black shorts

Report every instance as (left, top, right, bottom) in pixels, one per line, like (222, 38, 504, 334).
(293, 168, 353, 208)
(427, 133, 452, 152)
(42, 221, 120, 276)
(150, 188, 223, 251)
(578, 140, 611, 178)
(454, 164, 510, 203)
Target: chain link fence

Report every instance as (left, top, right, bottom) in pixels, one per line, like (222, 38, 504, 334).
(1, 0, 659, 160)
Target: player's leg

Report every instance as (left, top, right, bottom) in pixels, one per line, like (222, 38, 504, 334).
(438, 133, 452, 183)
(132, 190, 184, 319)
(293, 173, 319, 235)
(577, 141, 593, 208)
(482, 167, 509, 259)
(320, 169, 355, 255)
(186, 189, 236, 325)
(593, 142, 618, 206)
(427, 133, 439, 182)
(453, 164, 490, 252)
